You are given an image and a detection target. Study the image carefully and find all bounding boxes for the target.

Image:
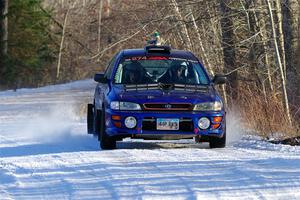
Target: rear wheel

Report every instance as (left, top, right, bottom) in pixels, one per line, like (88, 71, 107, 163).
(209, 132, 226, 148)
(98, 108, 116, 150)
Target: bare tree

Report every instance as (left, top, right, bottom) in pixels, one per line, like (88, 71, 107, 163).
(282, 0, 299, 77)
(275, 0, 287, 79)
(170, 0, 192, 51)
(257, 0, 274, 92)
(56, 5, 72, 79)
(266, 0, 292, 125)
(188, 7, 213, 75)
(98, 0, 103, 53)
(220, 0, 238, 101)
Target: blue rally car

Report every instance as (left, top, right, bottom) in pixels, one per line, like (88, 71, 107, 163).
(87, 45, 226, 149)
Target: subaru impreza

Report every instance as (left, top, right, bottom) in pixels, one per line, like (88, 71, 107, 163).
(87, 45, 226, 149)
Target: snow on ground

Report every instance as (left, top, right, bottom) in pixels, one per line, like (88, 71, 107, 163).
(1, 80, 300, 200)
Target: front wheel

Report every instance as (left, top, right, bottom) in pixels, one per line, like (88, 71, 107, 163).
(98, 108, 116, 150)
(209, 132, 226, 148)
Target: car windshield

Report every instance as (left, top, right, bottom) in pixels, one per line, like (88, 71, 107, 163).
(114, 57, 209, 85)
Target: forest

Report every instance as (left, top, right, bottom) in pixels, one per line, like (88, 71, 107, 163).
(1, 0, 300, 139)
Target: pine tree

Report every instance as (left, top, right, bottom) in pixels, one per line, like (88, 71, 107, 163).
(3, 0, 55, 87)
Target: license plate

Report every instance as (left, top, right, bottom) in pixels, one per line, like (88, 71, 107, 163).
(157, 118, 179, 130)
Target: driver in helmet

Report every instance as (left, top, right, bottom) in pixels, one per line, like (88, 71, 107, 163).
(171, 62, 187, 84)
(123, 63, 141, 84)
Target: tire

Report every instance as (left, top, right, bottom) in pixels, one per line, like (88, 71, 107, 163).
(209, 131, 226, 148)
(99, 108, 116, 150)
(194, 135, 201, 143)
(87, 104, 94, 134)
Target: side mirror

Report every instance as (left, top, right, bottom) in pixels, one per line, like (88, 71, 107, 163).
(213, 74, 226, 85)
(94, 73, 108, 83)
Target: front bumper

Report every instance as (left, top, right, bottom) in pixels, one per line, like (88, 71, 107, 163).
(104, 109, 226, 138)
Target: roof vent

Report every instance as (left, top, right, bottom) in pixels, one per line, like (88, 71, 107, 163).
(145, 45, 171, 54)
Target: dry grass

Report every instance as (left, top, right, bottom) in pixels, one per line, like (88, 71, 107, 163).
(236, 87, 299, 139)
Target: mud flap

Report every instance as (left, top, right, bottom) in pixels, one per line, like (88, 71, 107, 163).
(87, 104, 94, 134)
(195, 135, 201, 143)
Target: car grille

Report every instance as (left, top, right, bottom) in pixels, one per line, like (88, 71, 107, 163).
(143, 103, 192, 111)
(142, 117, 194, 132)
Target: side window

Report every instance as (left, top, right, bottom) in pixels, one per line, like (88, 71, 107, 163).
(104, 54, 118, 79)
(193, 63, 209, 84)
(114, 63, 123, 83)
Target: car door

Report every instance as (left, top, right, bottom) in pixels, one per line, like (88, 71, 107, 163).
(94, 54, 118, 110)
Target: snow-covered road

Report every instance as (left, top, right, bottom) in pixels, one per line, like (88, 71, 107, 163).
(1, 80, 300, 200)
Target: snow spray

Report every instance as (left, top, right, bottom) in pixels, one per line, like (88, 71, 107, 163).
(21, 103, 79, 143)
(226, 108, 245, 145)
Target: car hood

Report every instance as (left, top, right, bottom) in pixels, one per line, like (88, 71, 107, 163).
(111, 85, 218, 104)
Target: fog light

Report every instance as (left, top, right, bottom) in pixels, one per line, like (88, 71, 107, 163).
(113, 121, 122, 128)
(124, 116, 137, 129)
(198, 117, 210, 129)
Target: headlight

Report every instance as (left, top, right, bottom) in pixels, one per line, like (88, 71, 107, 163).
(194, 101, 223, 111)
(110, 101, 120, 110)
(110, 101, 141, 110)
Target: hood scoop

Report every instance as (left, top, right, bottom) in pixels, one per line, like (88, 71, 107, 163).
(173, 84, 208, 93)
(124, 83, 208, 93)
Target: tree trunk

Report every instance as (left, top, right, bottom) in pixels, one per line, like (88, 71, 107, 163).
(56, 7, 70, 79)
(188, 7, 213, 75)
(103, 0, 111, 18)
(0, 0, 5, 56)
(220, 0, 238, 101)
(206, 1, 228, 105)
(244, 0, 269, 100)
(266, 0, 292, 125)
(282, 0, 300, 99)
(282, 0, 299, 75)
(275, 0, 287, 79)
(0, 0, 8, 83)
(246, 0, 273, 94)
(2, 0, 7, 55)
(170, 0, 192, 51)
(98, 0, 103, 53)
(259, 2, 274, 92)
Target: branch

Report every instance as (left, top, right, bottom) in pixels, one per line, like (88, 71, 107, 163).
(89, 23, 149, 60)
